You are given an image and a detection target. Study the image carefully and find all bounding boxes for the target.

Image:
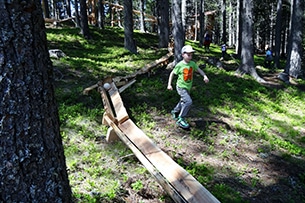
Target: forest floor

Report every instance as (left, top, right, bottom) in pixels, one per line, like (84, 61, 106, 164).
(104, 69, 305, 203)
(50, 27, 305, 203)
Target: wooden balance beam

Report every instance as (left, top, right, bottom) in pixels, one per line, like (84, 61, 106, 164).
(100, 80, 220, 203)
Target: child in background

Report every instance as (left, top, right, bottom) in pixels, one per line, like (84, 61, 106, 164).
(265, 48, 273, 68)
(167, 45, 209, 129)
(221, 44, 226, 59)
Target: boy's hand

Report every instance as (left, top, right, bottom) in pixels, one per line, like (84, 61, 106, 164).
(203, 75, 209, 83)
(167, 85, 173, 90)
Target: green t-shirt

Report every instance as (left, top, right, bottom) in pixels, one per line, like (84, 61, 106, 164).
(173, 60, 198, 91)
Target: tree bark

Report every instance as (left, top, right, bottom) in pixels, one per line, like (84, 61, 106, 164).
(235, 0, 242, 57)
(124, 0, 137, 53)
(199, 0, 205, 47)
(157, 0, 170, 48)
(139, 0, 146, 33)
(236, 0, 265, 82)
(97, 0, 105, 29)
(274, 0, 283, 69)
(221, 0, 227, 44)
(283, 0, 304, 78)
(80, 0, 91, 38)
(0, 1, 72, 202)
(41, 0, 50, 18)
(172, 0, 185, 63)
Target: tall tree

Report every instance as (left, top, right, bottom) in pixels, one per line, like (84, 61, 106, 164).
(74, 0, 82, 28)
(283, 0, 304, 78)
(228, 0, 235, 47)
(65, 0, 72, 17)
(97, 0, 105, 29)
(80, 0, 91, 38)
(199, 0, 205, 47)
(221, 0, 227, 44)
(274, 0, 283, 69)
(236, 0, 265, 82)
(124, 0, 137, 53)
(139, 0, 146, 32)
(157, 0, 170, 48)
(172, 0, 185, 63)
(41, 0, 50, 18)
(0, 0, 72, 202)
(235, 0, 242, 57)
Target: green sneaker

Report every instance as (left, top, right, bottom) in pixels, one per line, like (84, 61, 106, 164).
(171, 110, 179, 120)
(176, 117, 190, 129)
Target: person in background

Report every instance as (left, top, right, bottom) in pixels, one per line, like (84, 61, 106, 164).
(167, 45, 209, 129)
(265, 47, 273, 69)
(221, 44, 226, 59)
(203, 32, 211, 52)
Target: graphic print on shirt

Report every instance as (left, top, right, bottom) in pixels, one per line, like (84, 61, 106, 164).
(183, 67, 193, 82)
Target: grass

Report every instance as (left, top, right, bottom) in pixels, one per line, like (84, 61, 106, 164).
(48, 26, 305, 202)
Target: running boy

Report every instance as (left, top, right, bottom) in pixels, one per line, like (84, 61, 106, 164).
(167, 45, 209, 129)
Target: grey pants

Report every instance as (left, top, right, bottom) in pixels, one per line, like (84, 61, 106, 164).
(173, 86, 192, 118)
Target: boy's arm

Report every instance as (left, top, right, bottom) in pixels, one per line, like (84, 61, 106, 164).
(167, 70, 175, 90)
(197, 68, 209, 83)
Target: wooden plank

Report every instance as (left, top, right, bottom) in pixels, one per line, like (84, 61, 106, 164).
(99, 86, 116, 120)
(101, 81, 220, 203)
(119, 120, 220, 203)
(102, 116, 187, 203)
(108, 83, 129, 124)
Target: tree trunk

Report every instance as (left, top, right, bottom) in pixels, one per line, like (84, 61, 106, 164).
(124, 0, 137, 53)
(235, 0, 242, 57)
(274, 0, 283, 69)
(221, 0, 227, 44)
(139, 0, 146, 33)
(172, 0, 185, 63)
(228, 0, 234, 47)
(80, 0, 91, 38)
(97, 0, 105, 29)
(236, 0, 265, 82)
(199, 0, 205, 47)
(0, 1, 72, 202)
(283, 0, 304, 78)
(41, 0, 50, 18)
(65, 0, 71, 17)
(157, 0, 170, 48)
(74, 0, 81, 27)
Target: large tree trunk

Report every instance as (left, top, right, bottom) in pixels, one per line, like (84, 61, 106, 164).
(97, 0, 105, 29)
(80, 0, 91, 38)
(157, 0, 170, 48)
(236, 0, 265, 83)
(65, 0, 71, 17)
(0, 1, 72, 202)
(124, 0, 137, 53)
(41, 0, 50, 18)
(221, 0, 227, 44)
(199, 0, 205, 47)
(274, 0, 283, 69)
(172, 0, 185, 63)
(235, 0, 242, 57)
(283, 0, 304, 78)
(139, 0, 146, 33)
